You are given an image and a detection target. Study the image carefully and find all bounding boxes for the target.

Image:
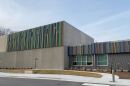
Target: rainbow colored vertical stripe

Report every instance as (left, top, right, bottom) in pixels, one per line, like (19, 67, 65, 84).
(68, 41, 130, 55)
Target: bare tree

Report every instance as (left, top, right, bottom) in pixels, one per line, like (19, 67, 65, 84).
(0, 27, 13, 36)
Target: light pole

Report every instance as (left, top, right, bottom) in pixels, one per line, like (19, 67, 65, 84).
(112, 69, 115, 82)
(111, 64, 116, 82)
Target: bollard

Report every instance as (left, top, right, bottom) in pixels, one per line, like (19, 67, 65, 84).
(112, 70, 115, 82)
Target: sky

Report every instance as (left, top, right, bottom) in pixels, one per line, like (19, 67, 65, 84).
(0, 0, 130, 42)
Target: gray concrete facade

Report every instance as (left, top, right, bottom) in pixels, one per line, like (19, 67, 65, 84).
(0, 47, 65, 69)
(63, 21, 94, 46)
(0, 35, 7, 52)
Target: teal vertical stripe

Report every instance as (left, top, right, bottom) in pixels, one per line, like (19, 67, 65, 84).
(7, 22, 63, 52)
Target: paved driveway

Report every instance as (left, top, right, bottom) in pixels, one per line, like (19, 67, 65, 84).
(0, 77, 82, 86)
(0, 77, 124, 86)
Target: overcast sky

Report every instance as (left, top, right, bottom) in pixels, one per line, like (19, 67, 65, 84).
(0, 0, 130, 42)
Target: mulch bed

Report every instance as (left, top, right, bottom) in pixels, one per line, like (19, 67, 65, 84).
(99, 71, 130, 79)
(115, 72, 130, 79)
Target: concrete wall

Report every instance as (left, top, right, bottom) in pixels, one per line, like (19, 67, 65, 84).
(63, 21, 94, 69)
(0, 35, 7, 52)
(0, 47, 65, 69)
(0, 52, 16, 68)
(63, 21, 94, 46)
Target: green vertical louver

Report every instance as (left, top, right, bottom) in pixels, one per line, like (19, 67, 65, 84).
(7, 21, 63, 52)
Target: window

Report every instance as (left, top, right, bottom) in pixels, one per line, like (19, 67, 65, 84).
(73, 56, 82, 66)
(87, 55, 93, 66)
(82, 56, 87, 65)
(73, 55, 93, 66)
(97, 54, 108, 66)
(73, 56, 77, 65)
(77, 55, 82, 65)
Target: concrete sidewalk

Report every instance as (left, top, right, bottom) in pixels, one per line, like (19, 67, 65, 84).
(0, 72, 130, 86)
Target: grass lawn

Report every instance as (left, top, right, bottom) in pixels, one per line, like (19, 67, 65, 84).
(0, 69, 26, 73)
(33, 70, 102, 78)
(0, 69, 102, 78)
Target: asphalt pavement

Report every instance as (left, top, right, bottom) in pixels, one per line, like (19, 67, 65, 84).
(0, 77, 82, 86)
(0, 77, 124, 86)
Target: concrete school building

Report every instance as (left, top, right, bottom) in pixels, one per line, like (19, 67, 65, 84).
(0, 21, 130, 71)
(0, 21, 94, 69)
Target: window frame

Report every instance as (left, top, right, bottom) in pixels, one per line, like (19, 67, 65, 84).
(72, 55, 93, 66)
(81, 55, 87, 66)
(73, 55, 82, 66)
(86, 55, 93, 66)
(97, 54, 108, 66)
